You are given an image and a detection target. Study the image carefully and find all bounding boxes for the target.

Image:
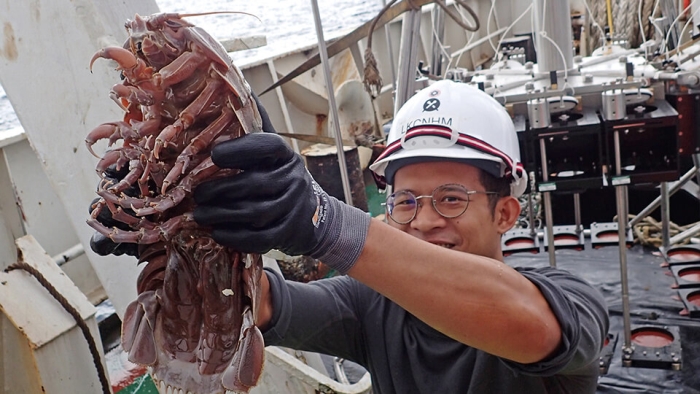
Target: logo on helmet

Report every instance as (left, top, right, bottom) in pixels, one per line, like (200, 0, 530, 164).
(423, 98, 440, 112)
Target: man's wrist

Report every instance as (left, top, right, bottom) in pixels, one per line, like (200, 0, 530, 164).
(309, 196, 370, 275)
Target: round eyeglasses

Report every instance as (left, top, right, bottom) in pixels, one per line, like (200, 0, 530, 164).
(383, 184, 498, 224)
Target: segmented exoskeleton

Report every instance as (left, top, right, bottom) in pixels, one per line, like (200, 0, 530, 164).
(87, 12, 265, 394)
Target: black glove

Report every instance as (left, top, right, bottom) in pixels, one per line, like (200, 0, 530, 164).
(193, 133, 370, 274)
(88, 164, 140, 257)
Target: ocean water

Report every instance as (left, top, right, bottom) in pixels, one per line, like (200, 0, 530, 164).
(0, 0, 381, 132)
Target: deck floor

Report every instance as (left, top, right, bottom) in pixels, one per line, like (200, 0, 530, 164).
(506, 240, 700, 393)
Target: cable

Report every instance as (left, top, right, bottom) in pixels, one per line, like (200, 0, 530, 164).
(530, 0, 538, 57)
(643, 0, 664, 56)
(541, 0, 547, 38)
(537, 0, 571, 92)
(487, 0, 498, 53)
(664, 0, 697, 57)
(430, 11, 452, 76)
(651, 0, 661, 22)
(639, 0, 647, 45)
(494, 4, 534, 63)
(605, 0, 615, 37)
(677, 4, 700, 54)
(582, 0, 606, 47)
(539, 33, 570, 84)
(451, 3, 479, 72)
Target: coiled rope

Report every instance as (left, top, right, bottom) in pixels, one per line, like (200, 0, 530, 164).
(587, 0, 654, 50)
(4, 262, 111, 394)
(627, 214, 700, 248)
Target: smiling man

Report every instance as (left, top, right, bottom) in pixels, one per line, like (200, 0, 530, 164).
(190, 80, 609, 393)
(94, 79, 609, 393)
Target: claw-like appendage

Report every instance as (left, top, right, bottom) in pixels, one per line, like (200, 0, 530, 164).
(85, 122, 138, 157)
(90, 46, 138, 72)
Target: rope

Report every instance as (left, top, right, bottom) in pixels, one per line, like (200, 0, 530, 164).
(616, 0, 636, 48)
(586, 0, 655, 52)
(588, 0, 607, 49)
(362, 0, 398, 98)
(627, 214, 699, 248)
(4, 262, 112, 394)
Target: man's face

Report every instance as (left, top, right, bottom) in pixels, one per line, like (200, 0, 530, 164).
(388, 161, 506, 260)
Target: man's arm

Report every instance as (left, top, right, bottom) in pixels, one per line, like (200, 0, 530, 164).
(349, 219, 562, 364)
(193, 133, 604, 366)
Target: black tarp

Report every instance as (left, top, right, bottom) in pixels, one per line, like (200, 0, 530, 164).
(507, 242, 700, 393)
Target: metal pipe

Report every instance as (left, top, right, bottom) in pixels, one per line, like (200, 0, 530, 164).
(694, 154, 700, 200)
(310, 0, 353, 206)
(614, 129, 632, 351)
(52, 243, 85, 267)
(333, 358, 350, 385)
(394, 8, 422, 114)
(670, 220, 700, 245)
(574, 193, 582, 235)
(381, 0, 398, 89)
(628, 165, 698, 227)
(539, 138, 556, 267)
(528, 172, 537, 238)
(693, 0, 700, 36)
(616, 184, 632, 351)
(431, 5, 446, 77)
(532, 0, 574, 73)
(660, 182, 671, 250)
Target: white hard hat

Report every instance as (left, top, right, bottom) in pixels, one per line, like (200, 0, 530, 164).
(370, 80, 527, 197)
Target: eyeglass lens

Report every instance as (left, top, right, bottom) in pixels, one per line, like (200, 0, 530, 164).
(386, 184, 471, 224)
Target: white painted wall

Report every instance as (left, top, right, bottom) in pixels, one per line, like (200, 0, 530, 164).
(0, 0, 161, 318)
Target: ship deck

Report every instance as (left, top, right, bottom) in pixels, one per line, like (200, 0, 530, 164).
(507, 241, 700, 393)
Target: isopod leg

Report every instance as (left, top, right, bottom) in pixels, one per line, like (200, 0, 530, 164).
(162, 106, 234, 191)
(85, 121, 138, 157)
(153, 77, 223, 158)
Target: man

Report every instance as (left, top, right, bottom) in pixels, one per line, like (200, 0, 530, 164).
(95, 80, 609, 393)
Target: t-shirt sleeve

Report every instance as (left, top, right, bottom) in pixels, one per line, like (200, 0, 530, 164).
(500, 267, 610, 376)
(261, 268, 367, 363)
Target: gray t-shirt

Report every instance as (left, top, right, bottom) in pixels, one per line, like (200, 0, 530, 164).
(263, 266, 609, 394)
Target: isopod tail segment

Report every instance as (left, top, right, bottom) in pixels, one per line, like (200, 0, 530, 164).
(222, 306, 265, 392)
(121, 290, 159, 365)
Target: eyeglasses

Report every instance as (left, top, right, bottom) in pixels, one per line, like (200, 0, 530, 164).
(383, 184, 498, 224)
